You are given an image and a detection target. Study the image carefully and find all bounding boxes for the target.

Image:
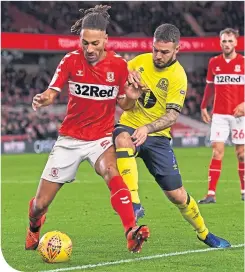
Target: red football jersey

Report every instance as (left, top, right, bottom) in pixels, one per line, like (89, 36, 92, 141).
(206, 53, 244, 115)
(49, 49, 128, 141)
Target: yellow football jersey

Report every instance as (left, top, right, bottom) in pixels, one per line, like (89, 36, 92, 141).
(119, 53, 188, 138)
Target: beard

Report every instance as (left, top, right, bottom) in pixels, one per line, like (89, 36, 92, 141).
(153, 54, 175, 69)
(223, 47, 235, 57)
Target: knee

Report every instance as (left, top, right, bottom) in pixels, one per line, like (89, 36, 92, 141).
(165, 187, 187, 205)
(103, 164, 119, 182)
(33, 196, 49, 214)
(106, 164, 117, 176)
(212, 145, 225, 160)
(115, 132, 134, 149)
(236, 147, 244, 162)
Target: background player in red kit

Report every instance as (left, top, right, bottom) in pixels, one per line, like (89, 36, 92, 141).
(25, 5, 150, 253)
(198, 28, 244, 204)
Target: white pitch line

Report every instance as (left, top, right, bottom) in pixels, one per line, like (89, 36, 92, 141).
(39, 244, 244, 272)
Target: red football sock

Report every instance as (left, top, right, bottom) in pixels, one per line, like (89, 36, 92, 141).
(29, 197, 47, 229)
(109, 176, 136, 232)
(238, 162, 245, 194)
(207, 159, 222, 195)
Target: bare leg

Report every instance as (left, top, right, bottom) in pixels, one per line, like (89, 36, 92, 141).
(94, 145, 150, 252)
(26, 179, 64, 250)
(94, 146, 119, 184)
(30, 179, 64, 227)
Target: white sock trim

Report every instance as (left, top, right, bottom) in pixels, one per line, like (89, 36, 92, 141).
(110, 188, 129, 199)
(209, 169, 221, 172)
(208, 190, 216, 196)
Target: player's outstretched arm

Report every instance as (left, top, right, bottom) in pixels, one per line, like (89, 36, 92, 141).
(32, 88, 59, 111)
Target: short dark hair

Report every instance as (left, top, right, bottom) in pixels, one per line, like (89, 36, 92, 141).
(154, 24, 180, 44)
(220, 28, 239, 38)
(71, 5, 111, 34)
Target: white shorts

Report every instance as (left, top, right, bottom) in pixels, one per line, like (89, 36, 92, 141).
(41, 135, 113, 183)
(210, 114, 245, 145)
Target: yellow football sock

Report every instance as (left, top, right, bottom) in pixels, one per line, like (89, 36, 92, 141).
(177, 194, 209, 240)
(116, 148, 140, 204)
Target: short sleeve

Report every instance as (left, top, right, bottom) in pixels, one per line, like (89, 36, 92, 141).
(166, 70, 188, 112)
(127, 57, 137, 71)
(117, 59, 128, 98)
(206, 58, 214, 83)
(48, 53, 71, 92)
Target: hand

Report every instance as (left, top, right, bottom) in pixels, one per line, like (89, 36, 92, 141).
(125, 71, 149, 100)
(124, 81, 143, 100)
(201, 108, 211, 123)
(131, 126, 149, 146)
(233, 102, 245, 117)
(128, 71, 144, 89)
(32, 93, 49, 111)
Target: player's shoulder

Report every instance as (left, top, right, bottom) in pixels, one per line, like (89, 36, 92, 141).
(66, 49, 80, 57)
(107, 51, 128, 71)
(237, 53, 245, 61)
(62, 49, 81, 62)
(172, 61, 187, 78)
(164, 61, 187, 88)
(209, 54, 222, 65)
(130, 53, 152, 64)
(174, 60, 185, 72)
(108, 51, 127, 63)
(237, 53, 244, 57)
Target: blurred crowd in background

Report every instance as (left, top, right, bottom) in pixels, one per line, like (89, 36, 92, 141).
(1, 108, 64, 141)
(1, 1, 243, 140)
(1, 52, 206, 139)
(2, 1, 244, 36)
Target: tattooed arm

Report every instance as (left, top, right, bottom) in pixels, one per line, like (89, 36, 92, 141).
(145, 109, 180, 133)
(131, 109, 180, 146)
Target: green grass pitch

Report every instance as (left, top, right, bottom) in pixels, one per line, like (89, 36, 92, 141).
(1, 147, 244, 272)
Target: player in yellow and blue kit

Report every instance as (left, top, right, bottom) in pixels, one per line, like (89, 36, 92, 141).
(113, 24, 230, 248)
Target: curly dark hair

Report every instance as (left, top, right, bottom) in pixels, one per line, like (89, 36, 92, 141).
(71, 5, 111, 34)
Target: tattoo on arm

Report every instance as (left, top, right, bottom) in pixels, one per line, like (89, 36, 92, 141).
(146, 109, 180, 133)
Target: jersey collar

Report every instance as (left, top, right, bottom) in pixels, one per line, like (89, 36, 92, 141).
(165, 59, 177, 68)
